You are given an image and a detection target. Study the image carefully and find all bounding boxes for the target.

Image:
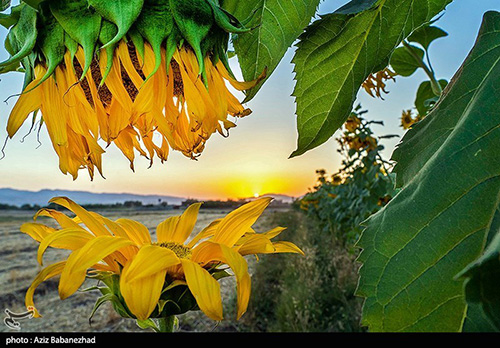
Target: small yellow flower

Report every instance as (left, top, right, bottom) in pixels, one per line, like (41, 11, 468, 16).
(21, 197, 303, 322)
(344, 114, 362, 132)
(401, 109, 417, 129)
(346, 135, 378, 152)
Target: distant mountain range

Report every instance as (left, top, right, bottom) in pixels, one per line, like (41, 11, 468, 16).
(0, 188, 186, 207)
(0, 188, 295, 207)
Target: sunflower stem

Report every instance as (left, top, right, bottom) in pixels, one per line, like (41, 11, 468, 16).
(157, 315, 176, 333)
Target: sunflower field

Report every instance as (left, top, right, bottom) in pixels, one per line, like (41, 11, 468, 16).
(0, 0, 499, 335)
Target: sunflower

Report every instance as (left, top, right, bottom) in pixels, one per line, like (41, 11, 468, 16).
(344, 114, 361, 133)
(345, 134, 378, 152)
(21, 196, 303, 330)
(400, 109, 418, 129)
(1, 0, 264, 179)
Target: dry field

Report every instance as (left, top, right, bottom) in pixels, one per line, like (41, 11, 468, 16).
(0, 207, 282, 333)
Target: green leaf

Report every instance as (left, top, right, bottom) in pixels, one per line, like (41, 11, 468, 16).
(1, 0, 11, 12)
(290, 0, 452, 158)
(221, 0, 321, 102)
(356, 11, 500, 332)
(136, 319, 160, 332)
(390, 44, 425, 77)
(457, 205, 500, 331)
(408, 25, 448, 50)
(335, 0, 379, 15)
(414, 79, 448, 115)
(0, 5, 21, 29)
(22, 0, 44, 10)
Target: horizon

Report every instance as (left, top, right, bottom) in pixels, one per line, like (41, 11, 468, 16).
(0, 185, 299, 200)
(1, 1, 499, 201)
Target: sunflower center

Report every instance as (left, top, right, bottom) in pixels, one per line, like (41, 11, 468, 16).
(155, 242, 192, 259)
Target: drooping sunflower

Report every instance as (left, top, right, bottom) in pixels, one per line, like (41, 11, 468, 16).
(21, 196, 303, 330)
(1, 0, 264, 179)
(361, 67, 396, 99)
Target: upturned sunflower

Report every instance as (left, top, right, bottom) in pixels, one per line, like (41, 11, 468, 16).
(21, 196, 303, 331)
(1, 0, 264, 179)
(400, 109, 421, 129)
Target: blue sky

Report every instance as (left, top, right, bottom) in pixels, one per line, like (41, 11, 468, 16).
(0, 1, 498, 200)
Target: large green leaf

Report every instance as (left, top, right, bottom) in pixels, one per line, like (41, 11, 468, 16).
(221, 0, 321, 102)
(356, 11, 500, 332)
(291, 0, 452, 158)
(458, 205, 500, 331)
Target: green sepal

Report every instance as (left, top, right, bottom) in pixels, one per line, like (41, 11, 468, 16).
(127, 26, 145, 62)
(0, 4, 23, 28)
(20, 51, 36, 89)
(165, 25, 181, 73)
(1, 4, 37, 69)
(64, 32, 78, 64)
(98, 19, 118, 86)
(87, 0, 144, 49)
(87, 272, 136, 320)
(170, 0, 213, 81)
(29, 2, 65, 90)
(134, 0, 174, 80)
(207, 0, 251, 34)
(0, 60, 20, 74)
(49, 0, 101, 81)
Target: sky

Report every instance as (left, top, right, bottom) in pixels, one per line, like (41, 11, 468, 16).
(0, 1, 499, 201)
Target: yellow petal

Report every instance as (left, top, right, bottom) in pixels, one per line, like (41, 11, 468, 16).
(20, 223, 56, 242)
(122, 245, 180, 283)
(34, 208, 84, 230)
(99, 216, 139, 260)
(7, 88, 41, 138)
(25, 261, 66, 318)
(272, 241, 305, 256)
(39, 73, 68, 147)
(156, 203, 201, 244)
(120, 260, 166, 321)
(37, 228, 94, 265)
(236, 234, 276, 256)
(49, 197, 112, 237)
(212, 198, 272, 247)
(263, 227, 287, 240)
(216, 60, 266, 91)
(116, 218, 152, 246)
(7, 65, 45, 137)
(192, 241, 251, 320)
(181, 259, 223, 321)
(187, 218, 221, 248)
(58, 236, 133, 299)
(174, 202, 202, 244)
(156, 215, 179, 243)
